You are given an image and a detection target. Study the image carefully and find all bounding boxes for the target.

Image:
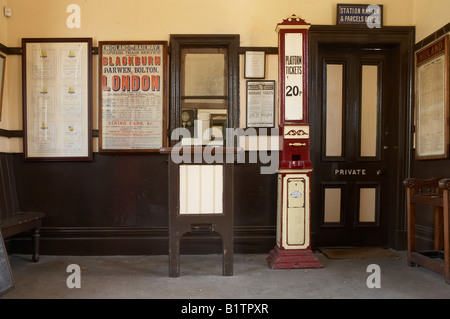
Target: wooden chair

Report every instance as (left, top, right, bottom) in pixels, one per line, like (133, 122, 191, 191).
(0, 154, 45, 262)
(404, 177, 449, 283)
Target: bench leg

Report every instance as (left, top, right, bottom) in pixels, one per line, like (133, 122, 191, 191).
(222, 235, 233, 276)
(443, 190, 450, 284)
(169, 230, 180, 277)
(32, 227, 40, 262)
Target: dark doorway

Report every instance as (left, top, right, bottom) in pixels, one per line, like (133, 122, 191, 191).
(309, 26, 415, 249)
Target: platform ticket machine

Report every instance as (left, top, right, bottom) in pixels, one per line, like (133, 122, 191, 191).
(267, 15, 323, 269)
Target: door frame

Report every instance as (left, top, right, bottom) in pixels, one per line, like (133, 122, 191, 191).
(308, 25, 415, 250)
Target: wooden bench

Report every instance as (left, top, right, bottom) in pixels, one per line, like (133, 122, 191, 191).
(0, 154, 45, 262)
(403, 177, 450, 283)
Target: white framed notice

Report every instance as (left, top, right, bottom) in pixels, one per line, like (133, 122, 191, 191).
(244, 51, 266, 79)
(98, 41, 167, 153)
(246, 80, 275, 128)
(22, 38, 92, 161)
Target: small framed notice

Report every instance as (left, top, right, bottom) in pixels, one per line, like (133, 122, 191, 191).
(98, 41, 167, 153)
(244, 51, 265, 79)
(0, 230, 14, 296)
(246, 80, 275, 128)
(22, 38, 93, 161)
(415, 35, 449, 160)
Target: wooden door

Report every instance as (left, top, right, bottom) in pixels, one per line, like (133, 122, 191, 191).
(313, 47, 399, 247)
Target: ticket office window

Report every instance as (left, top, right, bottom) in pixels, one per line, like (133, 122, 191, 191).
(169, 35, 240, 147)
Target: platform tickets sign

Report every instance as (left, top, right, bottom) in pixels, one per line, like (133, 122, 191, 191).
(284, 33, 303, 121)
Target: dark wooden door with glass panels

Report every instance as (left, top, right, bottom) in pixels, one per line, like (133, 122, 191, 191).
(313, 47, 399, 247)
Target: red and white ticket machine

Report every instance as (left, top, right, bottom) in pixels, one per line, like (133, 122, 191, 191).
(267, 15, 323, 269)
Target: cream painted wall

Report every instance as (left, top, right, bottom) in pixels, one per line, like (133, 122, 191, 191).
(414, 0, 450, 42)
(0, 0, 11, 152)
(2, 0, 444, 153)
(0, 0, 6, 44)
(3, 0, 415, 47)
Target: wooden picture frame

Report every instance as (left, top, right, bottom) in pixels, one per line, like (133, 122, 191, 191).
(246, 80, 275, 128)
(415, 35, 449, 160)
(244, 51, 265, 79)
(22, 38, 93, 161)
(98, 41, 168, 153)
(0, 54, 5, 122)
(0, 230, 14, 296)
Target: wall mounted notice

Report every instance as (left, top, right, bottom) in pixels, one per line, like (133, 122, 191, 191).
(99, 41, 167, 153)
(23, 38, 92, 161)
(246, 80, 275, 127)
(415, 35, 449, 160)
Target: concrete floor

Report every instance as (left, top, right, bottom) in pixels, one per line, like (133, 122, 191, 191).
(1, 250, 450, 299)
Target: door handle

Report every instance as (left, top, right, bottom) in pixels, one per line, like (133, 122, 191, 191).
(376, 170, 383, 176)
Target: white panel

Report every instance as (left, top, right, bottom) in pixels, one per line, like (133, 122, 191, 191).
(179, 165, 188, 214)
(186, 165, 201, 214)
(179, 165, 223, 214)
(284, 33, 303, 121)
(359, 188, 377, 222)
(324, 188, 341, 223)
(361, 65, 378, 157)
(287, 179, 305, 208)
(213, 165, 223, 214)
(200, 165, 214, 213)
(282, 175, 310, 249)
(287, 207, 305, 246)
(325, 64, 343, 157)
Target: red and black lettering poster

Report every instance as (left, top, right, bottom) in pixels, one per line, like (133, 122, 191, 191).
(99, 41, 167, 152)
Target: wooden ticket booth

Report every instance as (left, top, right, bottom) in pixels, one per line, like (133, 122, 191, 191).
(161, 146, 238, 277)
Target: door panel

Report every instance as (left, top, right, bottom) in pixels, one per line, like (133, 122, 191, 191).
(314, 48, 397, 247)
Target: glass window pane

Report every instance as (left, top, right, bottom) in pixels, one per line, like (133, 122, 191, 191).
(182, 48, 227, 97)
(324, 188, 341, 223)
(325, 64, 343, 157)
(359, 187, 377, 223)
(360, 65, 379, 157)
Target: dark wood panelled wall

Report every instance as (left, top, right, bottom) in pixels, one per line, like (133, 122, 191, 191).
(8, 152, 277, 255)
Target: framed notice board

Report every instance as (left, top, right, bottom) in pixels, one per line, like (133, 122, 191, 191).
(246, 80, 275, 128)
(415, 35, 449, 160)
(0, 231, 14, 296)
(98, 41, 168, 153)
(22, 38, 93, 161)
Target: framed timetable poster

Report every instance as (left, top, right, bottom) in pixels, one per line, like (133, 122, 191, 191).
(22, 38, 93, 161)
(98, 41, 167, 153)
(415, 35, 449, 160)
